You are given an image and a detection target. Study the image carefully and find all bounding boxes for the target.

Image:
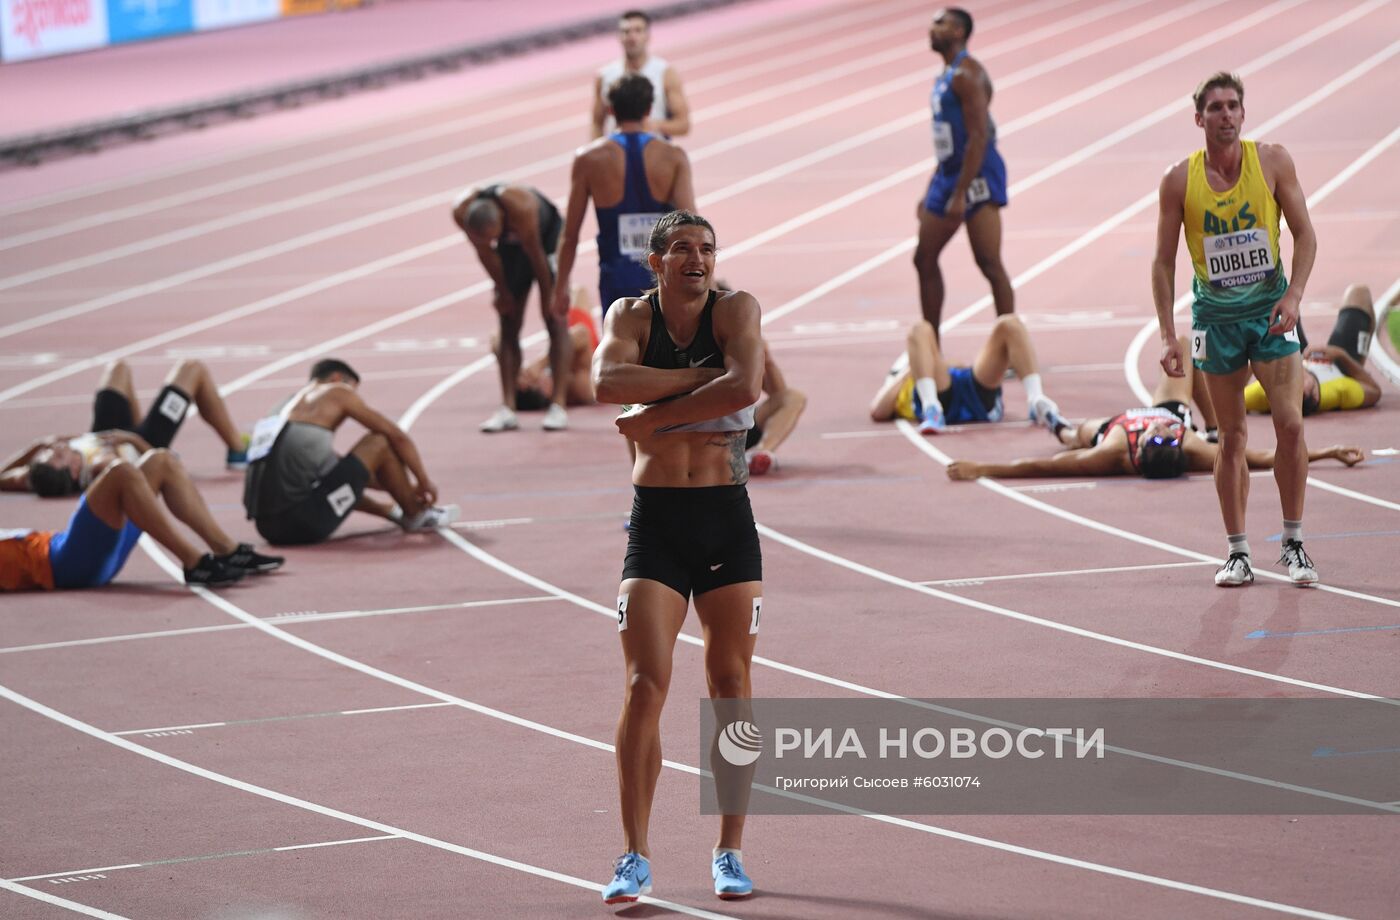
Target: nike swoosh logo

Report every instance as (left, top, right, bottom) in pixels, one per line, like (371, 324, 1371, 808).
(709, 563, 724, 571)
(690, 354, 714, 367)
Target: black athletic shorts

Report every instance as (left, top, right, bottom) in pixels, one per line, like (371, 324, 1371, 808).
(623, 485, 762, 599)
(90, 385, 190, 449)
(499, 204, 562, 306)
(744, 425, 764, 450)
(254, 454, 370, 546)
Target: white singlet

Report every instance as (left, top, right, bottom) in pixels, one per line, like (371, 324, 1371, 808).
(598, 56, 669, 133)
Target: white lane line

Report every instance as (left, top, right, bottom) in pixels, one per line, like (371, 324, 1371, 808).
(123, 534, 1383, 914)
(0, 595, 553, 656)
(8, 835, 400, 883)
(0, 879, 131, 918)
(896, 420, 1400, 614)
(1122, 119, 1400, 513)
(0, 0, 930, 252)
(918, 561, 1215, 586)
(0, 0, 1211, 362)
(0, 685, 739, 920)
(113, 702, 456, 737)
(0, 0, 918, 221)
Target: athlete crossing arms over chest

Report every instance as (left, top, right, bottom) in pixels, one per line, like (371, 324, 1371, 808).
(1152, 71, 1320, 588)
(553, 73, 695, 325)
(591, 8, 690, 140)
(589, 210, 764, 905)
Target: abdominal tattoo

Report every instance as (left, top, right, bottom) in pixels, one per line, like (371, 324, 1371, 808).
(707, 432, 749, 484)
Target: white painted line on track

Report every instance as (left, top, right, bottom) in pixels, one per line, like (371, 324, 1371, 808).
(918, 561, 1215, 586)
(0, 679, 742, 920)
(0, 595, 553, 656)
(0, 878, 131, 918)
(114, 701, 456, 737)
(8, 835, 400, 883)
(896, 419, 1400, 614)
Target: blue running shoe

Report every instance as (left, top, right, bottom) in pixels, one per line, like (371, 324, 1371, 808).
(917, 401, 945, 435)
(602, 852, 651, 904)
(712, 851, 753, 900)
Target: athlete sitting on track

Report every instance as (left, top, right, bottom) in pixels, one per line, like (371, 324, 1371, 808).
(946, 335, 1363, 484)
(497, 286, 600, 411)
(592, 211, 763, 904)
(242, 359, 459, 546)
(2, 358, 249, 497)
(869, 315, 1060, 433)
(1245, 283, 1382, 416)
(2, 448, 281, 591)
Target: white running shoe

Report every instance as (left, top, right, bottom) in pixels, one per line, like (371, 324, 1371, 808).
(401, 504, 461, 532)
(541, 403, 568, 431)
(1278, 540, 1318, 586)
(1214, 552, 1254, 587)
(1029, 395, 1061, 430)
(479, 406, 518, 433)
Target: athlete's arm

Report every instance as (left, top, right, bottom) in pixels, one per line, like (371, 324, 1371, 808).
(592, 299, 722, 404)
(1263, 143, 1317, 335)
(619, 292, 764, 436)
(336, 390, 437, 504)
(947, 443, 1129, 481)
(668, 145, 696, 211)
(0, 438, 56, 491)
(1244, 443, 1365, 469)
(454, 189, 513, 305)
(1152, 161, 1189, 376)
(590, 74, 608, 139)
(551, 151, 595, 315)
(503, 188, 557, 318)
(95, 430, 151, 453)
(654, 66, 691, 137)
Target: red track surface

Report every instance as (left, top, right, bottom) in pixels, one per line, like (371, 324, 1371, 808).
(1, 1, 1398, 918)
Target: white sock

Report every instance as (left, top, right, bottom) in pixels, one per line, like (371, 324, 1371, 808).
(714, 847, 743, 862)
(1227, 534, 1250, 558)
(1023, 372, 1045, 405)
(1282, 520, 1302, 544)
(388, 506, 404, 523)
(914, 378, 941, 412)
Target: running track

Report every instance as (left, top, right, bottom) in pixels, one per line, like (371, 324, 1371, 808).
(1, 1, 1398, 918)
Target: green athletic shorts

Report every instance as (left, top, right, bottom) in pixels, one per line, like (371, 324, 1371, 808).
(1191, 314, 1300, 375)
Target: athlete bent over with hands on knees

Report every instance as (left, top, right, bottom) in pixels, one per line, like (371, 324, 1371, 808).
(591, 211, 764, 904)
(1153, 72, 1318, 587)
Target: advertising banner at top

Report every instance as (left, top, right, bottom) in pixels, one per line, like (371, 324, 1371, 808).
(1, 0, 109, 61)
(106, 0, 192, 45)
(192, 0, 276, 31)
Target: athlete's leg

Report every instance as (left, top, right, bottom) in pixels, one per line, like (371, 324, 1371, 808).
(84, 461, 204, 569)
(97, 359, 139, 416)
(751, 388, 805, 454)
(1200, 367, 1255, 535)
(542, 297, 573, 410)
(165, 359, 243, 451)
(1329, 283, 1376, 363)
(136, 449, 238, 555)
(971, 314, 1035, 387)
(908, 321, 954, 390)
(913, 207, 961, 334)
(615, 578, 688, 857)
(965, 205, 1015, 317)
(694, 580, 761, 851)
(869, 369, 909, 421)
(494, 297, 526, 411)
(350, 433, 426, 518)
(1251, 353, 1308, 522)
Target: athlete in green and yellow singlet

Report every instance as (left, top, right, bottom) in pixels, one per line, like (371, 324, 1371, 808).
(1150, 72, 1319, 588)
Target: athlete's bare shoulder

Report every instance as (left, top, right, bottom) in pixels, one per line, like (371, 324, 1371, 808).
(1253, 141, 1296, 179)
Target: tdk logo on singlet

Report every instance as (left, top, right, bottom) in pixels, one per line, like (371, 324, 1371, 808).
(1210, 229, 1264, 250)
(1202, 201, 1257, 235)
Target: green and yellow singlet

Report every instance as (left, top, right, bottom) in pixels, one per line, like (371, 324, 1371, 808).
(1184, 140, 1288, 324)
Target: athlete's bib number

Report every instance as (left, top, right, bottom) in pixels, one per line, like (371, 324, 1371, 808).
(1190, 328, 1208, 360)
(246, 414, 288, 463)
(619, 213, 662, 260)
(965, 177, 990, 205)
(1203, 229, 1275, 289)
(933, 121, 954, 162)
